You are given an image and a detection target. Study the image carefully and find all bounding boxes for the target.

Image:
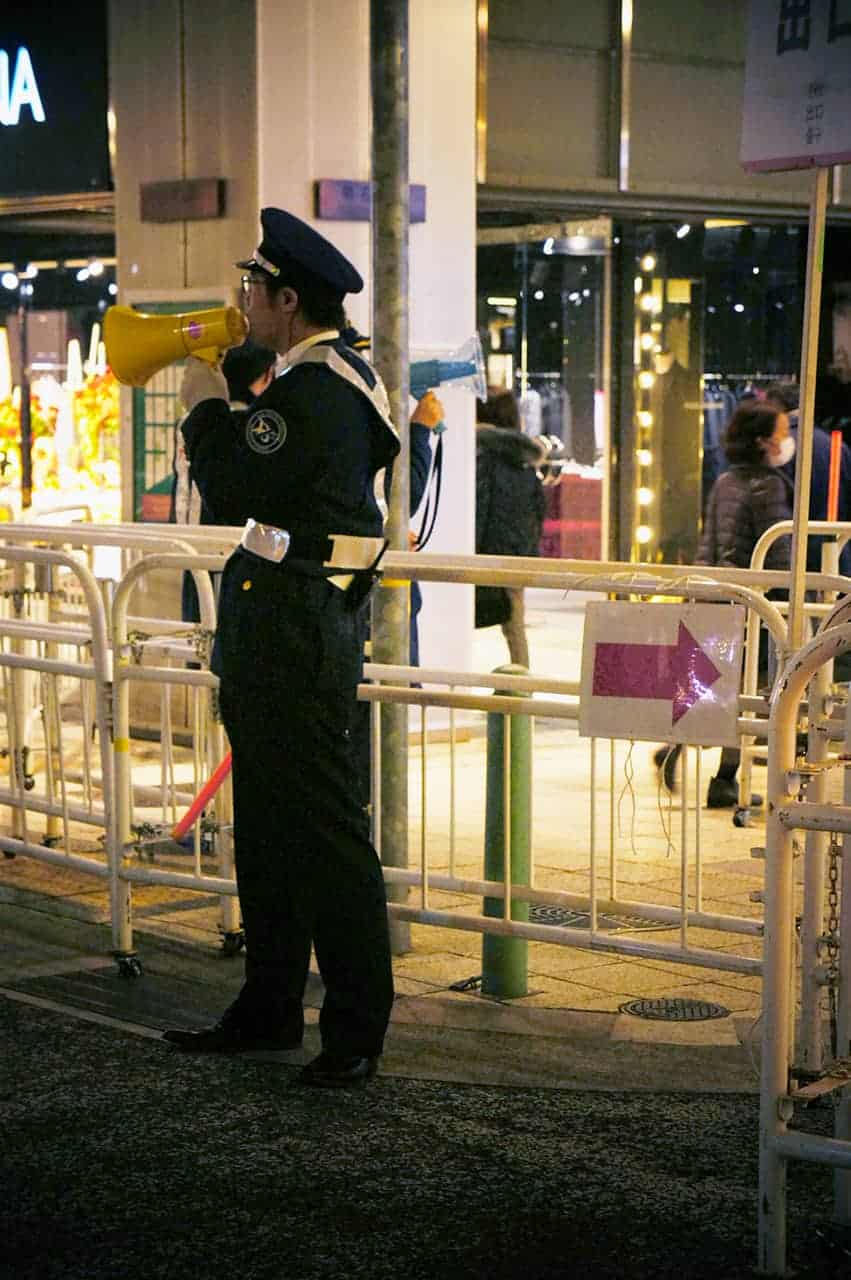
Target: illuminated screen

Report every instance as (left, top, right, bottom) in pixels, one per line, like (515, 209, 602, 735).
(0, 2, 110, 197)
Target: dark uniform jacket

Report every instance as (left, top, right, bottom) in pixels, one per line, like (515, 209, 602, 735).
(182, 337, 399, 689)
(697, 462, 793, 571)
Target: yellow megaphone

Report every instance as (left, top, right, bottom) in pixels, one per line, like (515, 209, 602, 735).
(103, 305, 249, 387)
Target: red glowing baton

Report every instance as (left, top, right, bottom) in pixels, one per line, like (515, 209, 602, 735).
(828, 430, 842, 522)
(171, 752, 232, 841)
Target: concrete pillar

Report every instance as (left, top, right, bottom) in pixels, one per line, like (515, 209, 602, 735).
(110, 0, 477, 659)
(256, 0, 477, 672)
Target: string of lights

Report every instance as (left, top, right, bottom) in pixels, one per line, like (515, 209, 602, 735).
(633, 252, 660, 562)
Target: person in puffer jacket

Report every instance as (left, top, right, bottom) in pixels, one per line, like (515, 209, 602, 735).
(698, 400, 794, 571)
(475, 390, 546, 669)
(656, 400, 793, 808)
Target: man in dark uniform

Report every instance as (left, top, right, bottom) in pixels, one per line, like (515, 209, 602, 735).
(162, 208, 400, 1087)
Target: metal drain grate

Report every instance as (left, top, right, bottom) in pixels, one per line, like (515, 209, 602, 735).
(528, 904, 667, 934)
(619, 997, 731, 1022)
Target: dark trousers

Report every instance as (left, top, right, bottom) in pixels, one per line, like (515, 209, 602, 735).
(218, 679, 394, 1059)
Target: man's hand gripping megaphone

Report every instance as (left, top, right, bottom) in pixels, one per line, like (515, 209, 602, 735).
(180, 354, 230, 413)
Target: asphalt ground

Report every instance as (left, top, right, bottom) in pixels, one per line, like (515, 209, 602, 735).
(3, 993, 851, 1280)
(2, 903, 851, 1280)
(1, 861, 850, 1280)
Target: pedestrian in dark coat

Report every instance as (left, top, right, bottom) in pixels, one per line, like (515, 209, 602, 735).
(655, 401, 793, 808)
(475, 391, 546, 669)
(700, 400, 796, 576)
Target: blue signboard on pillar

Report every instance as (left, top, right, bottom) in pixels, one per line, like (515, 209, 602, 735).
(315, 179, 427, 223)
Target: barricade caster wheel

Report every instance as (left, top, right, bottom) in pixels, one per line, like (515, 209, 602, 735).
(221, 930, 245, 958)
(733, 806, 751, 828)
(116, 955, 144, 979)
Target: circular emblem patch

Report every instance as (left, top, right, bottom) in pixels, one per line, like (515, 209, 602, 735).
(245, 409, 287, 455)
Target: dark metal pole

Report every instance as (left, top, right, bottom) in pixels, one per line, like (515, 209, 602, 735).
(370, 0, 410, 952)
(18, 297, 32, 511)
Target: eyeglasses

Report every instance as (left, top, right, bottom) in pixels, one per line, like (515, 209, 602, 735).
(240, 274, 268, 301)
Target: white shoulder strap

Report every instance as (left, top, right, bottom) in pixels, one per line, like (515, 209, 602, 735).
(290, 345, 399, 443)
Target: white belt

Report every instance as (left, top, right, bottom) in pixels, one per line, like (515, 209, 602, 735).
(323, 533, 386, 571)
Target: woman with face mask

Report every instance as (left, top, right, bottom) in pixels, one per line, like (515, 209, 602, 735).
(698, 400, 794, 571)
(655, 401, 793, 810)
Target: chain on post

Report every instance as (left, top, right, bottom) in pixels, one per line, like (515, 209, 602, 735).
(822, 834, 842, 1061)
(190, 626, 214, 668)
(127, 630, 148, 665)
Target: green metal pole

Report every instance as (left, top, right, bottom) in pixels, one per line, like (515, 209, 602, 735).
(482, 664, 531, 998)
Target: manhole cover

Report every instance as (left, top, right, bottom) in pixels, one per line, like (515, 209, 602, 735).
(619, 997, 731, 1022)
(528, 904, 666, 933)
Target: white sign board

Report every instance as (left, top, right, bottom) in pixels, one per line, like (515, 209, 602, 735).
(579, 603, 746, 747)
(741, 0, 851, 171)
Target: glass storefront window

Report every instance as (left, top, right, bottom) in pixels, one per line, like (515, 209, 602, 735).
(478, 215, 851, 570)
(478, 220, 610, 562)
(626, 218, 807, 565)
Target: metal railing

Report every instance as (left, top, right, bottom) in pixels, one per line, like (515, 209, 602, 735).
(359, 561, 787, 978)
(759, 618, 851, 1275)
(0, 527, 842, 974)
(743, 523, 851, 1086)
(0, 543, 116, 928)
(0, 527, 827, 975)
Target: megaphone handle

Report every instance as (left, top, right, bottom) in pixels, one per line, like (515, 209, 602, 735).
(192, 347, 223, 367)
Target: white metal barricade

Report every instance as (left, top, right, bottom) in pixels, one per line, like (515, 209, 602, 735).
(741, 523, 851, 1084)
(363, 559, 789, 977)
(108, 550, 237, 971)
(0, 544, 117, 933)
(5, 532, 845, 971)
(759, 620, 851, 1276)
(86, 541, 804, 977)
(0, 523, 240, 969)
(740, 521, 851, 823)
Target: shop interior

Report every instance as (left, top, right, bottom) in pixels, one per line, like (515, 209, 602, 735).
(0, 213, 118, 521)
(478, 215, 851, 568)
(1, 2, 117, 521)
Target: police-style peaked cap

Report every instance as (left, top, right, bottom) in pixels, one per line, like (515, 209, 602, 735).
(237, 207, 364, 296)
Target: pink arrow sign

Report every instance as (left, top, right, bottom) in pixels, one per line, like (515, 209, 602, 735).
(592, 622, 722, 725)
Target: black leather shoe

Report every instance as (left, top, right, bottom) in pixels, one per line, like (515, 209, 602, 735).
(300, 1052, 379, 1088)
(162, 1012, 302, 1054)
(706, 776, 764, 810)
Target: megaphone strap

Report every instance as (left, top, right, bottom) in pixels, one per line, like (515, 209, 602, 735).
(415, 433, 443, 552)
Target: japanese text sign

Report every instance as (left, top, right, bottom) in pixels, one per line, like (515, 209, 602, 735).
(742, 0, 851, 171)
(315, 179, 427, 223)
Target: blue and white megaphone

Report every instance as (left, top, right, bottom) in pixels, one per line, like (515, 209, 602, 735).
(409, 334, 487, 432)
